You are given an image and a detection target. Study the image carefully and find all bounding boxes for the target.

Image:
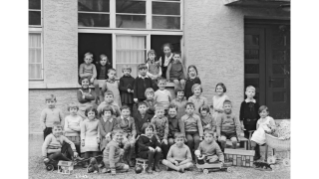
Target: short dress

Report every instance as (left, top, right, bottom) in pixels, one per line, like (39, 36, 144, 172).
(81, 119, 100, 152)
(251, 116, 275, 145)
(105, 80, 122, 107)
(212, 94, 229, 120)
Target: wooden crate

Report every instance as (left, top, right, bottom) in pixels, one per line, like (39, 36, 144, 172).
(224, 149, 255, 167)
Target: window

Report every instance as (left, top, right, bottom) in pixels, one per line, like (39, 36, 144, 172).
(152, 0, 181, 29)
(29, 0, 41, 26)
(78, 0, 110, 27)
(29, 33, 43, 80)
(116, 0, 146, 29)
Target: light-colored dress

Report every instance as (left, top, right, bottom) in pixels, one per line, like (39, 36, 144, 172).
(211, 94, 229, 119)
(81, 118, 100, 152)
(105, 80, 122, 107)
(251, 116, 275, 145)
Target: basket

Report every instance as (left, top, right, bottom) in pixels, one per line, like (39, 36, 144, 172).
(265, 134, 290, 151)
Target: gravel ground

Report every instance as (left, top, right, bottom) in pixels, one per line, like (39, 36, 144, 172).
(29, 139, 290, 179)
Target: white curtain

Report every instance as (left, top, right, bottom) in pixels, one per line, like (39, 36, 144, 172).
(29, 34, 42, 80)
(116, 35, 146, 77)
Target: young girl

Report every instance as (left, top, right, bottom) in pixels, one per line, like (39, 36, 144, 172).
(211, 83, 229, 120)
(250, 105, 276, 161)
(119, 66, 135, 111)
(96, 54, 112, 80)
(159, 43, 174, 79)
(188, 84, 208, 114)
(79, 52, 97, 84)
(81, 107, 100, 167)
(184, 65, 201, 100)
(64, 102, 82, 154)
(146, 49, 162, 81)
(199, 106, 216, 132)
(137, 123, 162, 173)
(77, 77, 96, 119)
(171, 90, 188, 120)
(101, 68, 121, 107)
(166, 52, 186, 90)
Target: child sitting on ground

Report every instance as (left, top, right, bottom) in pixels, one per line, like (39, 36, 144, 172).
(162, 133, 193, 173)
(102, 129, 129, 175)
(199, 106, 216, 132)
(97, 91, 121, 117)
(184, 65, 201, 100)
(151, 106, 169, 158)
(77, 77, 97, 119)
(144, 88, 156, 118)
(166, 52, 186, 90)
(216, 100, 241, 152)
(171, 89, 187, 120)
(250, 105, 276, 161)
(40, 94, 63, 140)
(134, 102, 153, 136)
(188, 84, 208, 114)
(64, 102, 82, 154)
(195, 130, 224, 164)
(101, 69, 121, 107)
(136, 123, 162, 173)
(96, 54, 112, 80)
(134, 64, 156, 103)
(154, 78, 172, 110)
(167, 104, 182, 146)
(42, 122, 79, 164)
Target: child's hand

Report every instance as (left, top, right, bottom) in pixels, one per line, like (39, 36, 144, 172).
(127, 89, 131, 93)
(155, 146, 162, 152)
(133, 98, 138, 103)
(90, 78, 94, 83)
(241, 124, 246, 131)
(82, 95, 85, 99)
(43, 158, 50, 163)
(148, 147, 155, 152)
(200, 136, 203, 141)
(73, 152, 78, 158)
(174, 161, 179, 166)
(162, 139, 168, 145)
(194, 150, 201, 157)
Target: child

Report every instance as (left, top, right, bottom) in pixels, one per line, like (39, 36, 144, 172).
(180, 102, 203, 153)
(40, 94, 63, 140)
(77, 77, 97, 119)
(79, 52, 97, 84)
(119, 66, 135, 112)
(146, 49, 162, 81)
(195, 130, 224, 164)
(144, 88, 156, 118)
(167, 104, 182, 146)
(171, 89, 187, 119)
(151, 106, 169, 158)
(240, 85, 260, 139)
(98, 106, 119, 152)
(102, 129, 129, 175)
(188, 84, 208, 114)
(64, 102, 82, 154)
(250, 106, 276, 161)
(154, 78, 172, 110)
(159, 43, 174, 79)
(211, 82, 229, 119)
(101, 68, 121, 107)
(166, 52, 186, 90)
(133, 102, 153, 135)
(162, 133, 193, 173)
(96, 54, 112, 80)
(116, 106, 137, 167)
(133, 64, 155, 103)
(184, 65, 201, 100)
(199, 106, 216, 132)
(42, 122, 79, 164)
(136, 123, 162, 173)
(216, 100, 241, 152)
(81, 107, 100, 167)
(97, 91, 121, 117)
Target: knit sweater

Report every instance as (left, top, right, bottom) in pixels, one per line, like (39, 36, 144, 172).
(167, 115, 182, 138)
(216, 113, 241, 136)
(167, 143, 192, 162)
(180, 113, 203, 137)
(42, 134, 76, 157)
(81, 119, 100, 139)
(116, 116, 136, 137)
(200, 114, 216, 132)
(103, 140, 122, 168)
(77, 88, 95, 104)
(184, 77, 201, 99)
(151, 116, 169, 140)
(64, 115, 82, 136)
(198, 140, 224, 162)
(40, 107, 63, 128)
(171, 98, 187, 119)
(137, 135, 160, 154)
(79, 63, 97, 79)
(133, 112, 153, 135)
(99, 117, 119, 138)
(188, 95, 208, 114)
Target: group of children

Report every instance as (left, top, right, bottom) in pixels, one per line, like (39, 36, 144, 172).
(41, 46, 276, 175)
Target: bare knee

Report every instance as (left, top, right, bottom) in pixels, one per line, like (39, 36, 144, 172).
(123, 164, 129, 171)
(219, 136, 226, 142)
(231, 137, 237, 143)
(162, 159, 169, 165)
(168, 138, 174, 145)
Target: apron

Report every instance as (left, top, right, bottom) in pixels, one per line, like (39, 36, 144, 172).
(106, 81, 122, 107)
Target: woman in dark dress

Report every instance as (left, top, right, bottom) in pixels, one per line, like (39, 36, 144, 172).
(158, 43, 174, 79)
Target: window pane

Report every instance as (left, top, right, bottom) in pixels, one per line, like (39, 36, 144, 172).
(116, 15, 146, 28)
(29, 0, 41, 9)
(79, 13, 109, 27)
(116, 0, 146, 14)
(245, 49, 259, 60)
(245, 64, 259, 74)
(29, 11, 41, 26)
(152, 2, 180, 15)
(78, 0, 110, 12)
(29, 34, 42, 80)
(152, 16, 180, 29)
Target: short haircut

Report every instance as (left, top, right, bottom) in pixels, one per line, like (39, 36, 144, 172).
(144, 88, 154, 96)
(141, 122, 155, 134)
(138, 101, 148, 108)
(215, 82, 227, 93)
(122, 66, 132, 73)
(185, 102, 195, 109)
(104, 90, 114, 97)
(120, 105, 131, 112)
(259, 105, 269, 113)
(157, 78, 167, 84)
(155, 105, 165, 112)
(199, 105, 210, 113)
(162, 43, 173, 51)
(85, 106, 98, 117)
(203, 129, 215, 137)
(84, 52, 93, 59)
(173, 52, 181, 56)
(80, 77, 90, 84)
(101, 106, 114, 116)
(175, 89, 184, 95)
(147, 49, 156, 56)
(246, 85, 256, 91)
(138, 63, 147, 70)
(67, 102, 79, 111)
(223, 99, 232, 106)
(168, 104, 178, 111)
(191, 83, 203, 93)
(187, 65, 199, 77)
(110, 129, 124, 139)
(174, 132, 185, 139)
(108, 68, 116, 74)
(45, 94, 57, 102)
(100, 54, 107, 59)
(52, 121, 63, 130)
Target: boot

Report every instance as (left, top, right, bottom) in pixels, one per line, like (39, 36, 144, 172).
(254, 145, 261, 161)
(146, 166, 153, 173)
(153, 151, 161, 172)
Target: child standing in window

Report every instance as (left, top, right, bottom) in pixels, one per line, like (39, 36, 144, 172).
(40, 94, 63, 140)
(159, 43, 174, 79)
(184, 65, 201, 100)
(146, 49, 162, 81)
(96, 54, 112, 80)
(166, 52, 186, 90)
(199, 106, 216, 132)
(101, 68, 121, 107)
(79, 52, 97, 85)
(211, 83, 230, 120)
(64, 102, 82, 154)
(171, 90, 187, 120)
(78, 77, 96, 120)
(119, 66, 135, 112)
(151, 106, 169, 158)
(188, 84, 208, 114)
(154, 78, 172, 110)
(134, 64, 155, 103)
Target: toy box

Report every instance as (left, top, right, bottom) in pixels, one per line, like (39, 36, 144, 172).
(224, 149, 255, 167)
(57, 161, 74, 174)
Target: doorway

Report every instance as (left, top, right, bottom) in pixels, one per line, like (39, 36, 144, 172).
(244, 20, 290, 119)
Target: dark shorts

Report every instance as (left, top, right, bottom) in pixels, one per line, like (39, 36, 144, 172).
(221, 132, 237, 140)
(43, 127, 52, 140)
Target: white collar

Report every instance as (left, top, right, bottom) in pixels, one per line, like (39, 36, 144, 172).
(245, 98, 256, 103)
(138, 74, 149, 79)
(104, 117, 113, 123)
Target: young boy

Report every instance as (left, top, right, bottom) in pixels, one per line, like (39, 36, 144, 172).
(151, 106, 169, 158)
(133, 102, 153, 135)
(64, 102, 82, 154)
(171, 90, 187, 119)
(133, 64, 155, 103)
(102, 129, 129, 175)
(116, 106, 136, 167)
(216, 100, 241, 152)
(154, 78, 172, 110)
(42, 122, 79, 164)
(239, 85, 260, 139)
(166, 52, 187, 90)
(97, 91, 121, 117)
(79, 52, 97, 84)
(199, 106, 216, 132)
(144, 88, 156, 118)
(195, 130, 224, 164)
(162, 133, 193, 173)
(167, 104, 182, 146)
(96, 54, 112, 80)
(40, 94, 63, 140)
